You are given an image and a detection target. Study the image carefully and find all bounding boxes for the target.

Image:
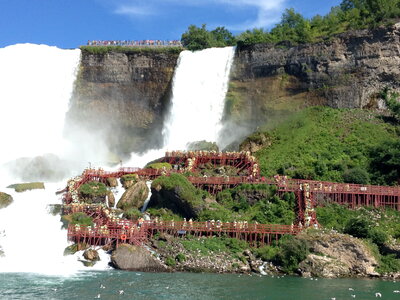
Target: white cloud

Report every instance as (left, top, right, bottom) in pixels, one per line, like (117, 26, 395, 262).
(112, 0, 287, 29)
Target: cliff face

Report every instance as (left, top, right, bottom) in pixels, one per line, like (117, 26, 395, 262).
(66, 49, 180, 158)
(220, 25, 400, 148)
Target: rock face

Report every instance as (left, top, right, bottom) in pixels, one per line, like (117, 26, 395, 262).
(66, 49, 180, 158)
(233, 26, 400, 109)
(299, 231, 379, 278)
(221, 25, 400, 147)
(0, 192, 13, 209)
(117, 181, 149, 211)
(111, 244, 168, 272)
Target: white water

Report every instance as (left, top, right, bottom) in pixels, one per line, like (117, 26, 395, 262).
(0, 44, 101, 274)
(0, 44, 235, 275)
(162, 47, 235, 150)
(126, 47, 235, 167)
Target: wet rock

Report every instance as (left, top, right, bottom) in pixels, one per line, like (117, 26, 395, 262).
(117, 181, 149, 211)
(0, 192, 13, 209)
(64, 243, 89, 256)
(187, 140, 219, 151)
(106, 177, 118, 188)
(111, 244, 168, 272)
(83, 249, 100, 261)
(107, 191, 115, 208)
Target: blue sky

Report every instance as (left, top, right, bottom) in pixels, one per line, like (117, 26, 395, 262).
(1, 0, 342, 49)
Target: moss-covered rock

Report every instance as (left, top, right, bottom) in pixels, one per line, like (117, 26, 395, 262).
(117, 181, 149, 211)
(64, 242, 89, 256)
(187, 140, 219, 151)
(146, 162, 172, 170)
(0, 192, 13, 209)
(107, 191, 115, 208)
(120, 174, 139, 189)
(106, 177, 118, 187)
(7, 182, 45, 193)
(78, 181, 107, 204)
(150, 174, 205, 219)
(61, 212, 94, 228)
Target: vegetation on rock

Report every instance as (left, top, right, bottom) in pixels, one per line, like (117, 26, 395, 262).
(186, 140, 219, 151)
(0, 192, 13, 209)
(150, 174, 205, 218)
(247, 107, 399, 184)
(78, 181, 107, 204)
(7, 182, 45, 193)
(146, 162, 172, 170)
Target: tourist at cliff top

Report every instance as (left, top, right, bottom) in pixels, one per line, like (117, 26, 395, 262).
(86, 40, 182, 47)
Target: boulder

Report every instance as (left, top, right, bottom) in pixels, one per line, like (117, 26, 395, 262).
(83, 249, 100, 261)
(7, 182, 44, 193)
(107, 191, 115, 208)
(111, 244, 168, 272)
(0, 192, 13, 209)
(117, 181, 149, 211)
(150, 174, 204, 219)
(299, 231, 379, 277)
(106, 177, 118, 187)
(299, 254, 349, 278)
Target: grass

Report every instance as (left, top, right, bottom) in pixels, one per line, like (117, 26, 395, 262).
(253, 107, 399, 182)
(78, 181, 107, 197)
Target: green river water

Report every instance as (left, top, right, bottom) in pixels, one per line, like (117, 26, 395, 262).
(1, 271, 399, 300)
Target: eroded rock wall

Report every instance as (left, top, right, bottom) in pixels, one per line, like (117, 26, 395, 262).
(66, 49, 181, 158)
(221, 25, 400, 148)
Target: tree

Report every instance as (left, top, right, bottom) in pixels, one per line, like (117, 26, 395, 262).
(210, 27, 236, 47)
(370, 140, 400, 186)
(236, 28, 272, 46)
(181, 24, 215, 51)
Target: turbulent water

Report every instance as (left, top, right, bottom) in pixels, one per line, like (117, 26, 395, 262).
(0, 44, 94, 274)
(162, 47, 235, 150)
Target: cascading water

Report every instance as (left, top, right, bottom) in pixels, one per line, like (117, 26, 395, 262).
(162, 47, 235, 150)
(0, 44, 99, 274)
(126, 47, 235, 166)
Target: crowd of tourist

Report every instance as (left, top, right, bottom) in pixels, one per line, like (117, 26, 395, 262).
(86, 40, 182, 47)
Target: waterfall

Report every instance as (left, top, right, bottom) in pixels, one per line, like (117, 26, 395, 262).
(162, 47, 235, 150)
(126, 46, 235, 166)
(0, 44, 89, 274)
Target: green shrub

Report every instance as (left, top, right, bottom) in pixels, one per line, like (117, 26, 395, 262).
(276, 236, 309, 273)
(175, 253, 186, 263)
(343, 167, 370, 184)
(377, 254, 400, 274)
(123, 208, 142, 220)
(165, 256, 176, 267)
(344, 217, 372, 238)
(253, 246, 280, 261)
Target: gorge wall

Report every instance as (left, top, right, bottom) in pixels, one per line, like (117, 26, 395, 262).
(222, 24, 400, 144)
(67, 25, 400, 156)
(66, 49, 181, 159)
